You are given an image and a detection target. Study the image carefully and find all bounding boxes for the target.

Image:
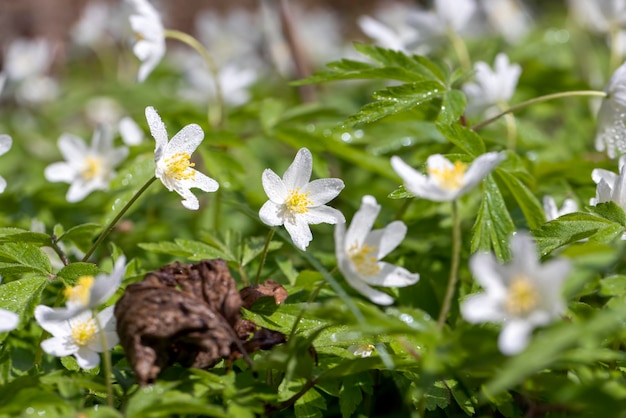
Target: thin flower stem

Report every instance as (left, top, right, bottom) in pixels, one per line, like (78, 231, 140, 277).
(82, 177, 157, 262)
(504, 112, 517, 151)
(288, 278, 326, 340)
(472, 90, 608, 131)
(437, 200, 461, 329)
(94, 313, 114, 407)
(255, 228, 275, 285)
(50, 235, 70, 266)
(448, 29, 472, 72)
(163, 29, 224, 128)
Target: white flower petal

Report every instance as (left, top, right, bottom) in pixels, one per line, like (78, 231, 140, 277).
(369, 221, 407, 260)
(302, 206, 345, 225)
(41, 336, 76, 357)
(360, 263, 419, 287)
(87, 331, 119, 352)
(460, 293, 503, 323)
(119, 117, 144, 146)
(469, 253, 507, 298)
(282, 148, 312, 190)
(0, 176, 7, 194)
(284, 218, 313, 250)
(345, 195, 380, 249)
(0, 134, 12, 156)
(303, 178, 345, 206)
(498, 320, 534, 355)
(145, 106, 168, 153)
(0, 309, 18, 332)
(66, 179, 101, 203)
(460, 152, 506, 193)
(58, 134, 88, 162)
(261, 169, 287, 203)
(75, 347, 101, 369)
(165, 124, 204, 157)
(44, 162, 77, 183)
(35, 305, 71, 336)
(343, 271, 395, 305)
(259, 201, 285, 226)
(178, 171, 220, 193)
(89, 256, 126, 308)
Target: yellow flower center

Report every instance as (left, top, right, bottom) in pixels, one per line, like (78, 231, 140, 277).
(82, 156, 103, 180)
(71, 318, 97, 347)
(428, 161, 467, 190)
(163, 152, 196, 181)
(284, 188, 312, 214)
(505, 275, 539, 316)
(349, 243, 380, 276)
(64, 275, 95, 306)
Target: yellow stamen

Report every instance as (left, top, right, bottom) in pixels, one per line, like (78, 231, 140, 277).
(82, 156, 103, 180)
(64, 275, 95, 306)
(163, 152, 196, 181)
(284, 188, 312, 214)
(428, 161, 467, 190)
(349, 243, 380, 276)
(71, 318, 97, 346)
(505, 275, 539, 316)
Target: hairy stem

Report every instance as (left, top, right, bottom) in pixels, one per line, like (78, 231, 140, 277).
(164, 29, 224, 128)
(82, 177, 157, 262)
(437, 200, 461, 329)
(472, 90, 607, 131)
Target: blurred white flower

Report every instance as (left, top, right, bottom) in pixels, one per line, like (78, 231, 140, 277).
(40, 256, 126, 322)
(4, 38, 53, 82)
(259, 148, 345, 251)
(335, 195, 419, 306)
(590, 156, 626, 224)
(0, 276, 19, 332)
(595, 62, 626, 158)
(0, 135, 12, 193)
(463, 53, 521, 117)
(119, 116, 144, 145)
(145, 106, 219, 210)
(461, 233, 570, 355)
(35, 305, 118, 370)
(358, 5, 420, 53)
(543, 196, 578, 221)
(71, 2, 126, 47)
(391, 152, 505, 202)
(84, 97, 144, 146)
(44, 126, 129, 202)
(128, 0, 165, 82)
(568, 0, 626, 34)
(15, 75, 59, 105)
(481, 0, 532, 44)
(348, 344, 375, 358)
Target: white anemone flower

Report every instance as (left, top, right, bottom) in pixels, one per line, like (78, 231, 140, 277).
(0, 308, 18, 333)
(460, 233, 571, 355)
(391, 152, 505, 202)
(0, 135, 12, 193)
(590, 157, 626, 224)
(44, 125, 129, 203)
(128, 0, 165, 82)
(463, 53, 521, 117)
(543, 196, 578, 222)
(4, 38, 53, 82)
(145, 106, 219, 210)
(259, 148, 345, 251)
(35, 305, 118, 370)
(40, 256, 126, 323)
(335, 195, 419, 306)
(595, 62, 626, 158)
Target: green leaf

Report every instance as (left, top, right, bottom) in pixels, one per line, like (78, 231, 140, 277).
(294, 387, 326, 418)
(589, 201, 626, 226)
(104, 155, 155, 225)
(471, 176, 515, 261)
(56, 262, 102, 286)
(388, 185, 414, 199)
(533, 212, 623, 256)
(0, 230, 51, 246)
(437, 90, 467, 125)
(339, 373, 373, 418)
(494, 169, 545, 230)
(436, 123, 486, 156)
(600, 275, 626, 296)
(0, 243, 52, 275)
(174, 239, 233, 261)
(57, 223, 101, 253)
(347, 81, 444, 126)
(353, 43, 445, 81)
(0, 276, 48, 340)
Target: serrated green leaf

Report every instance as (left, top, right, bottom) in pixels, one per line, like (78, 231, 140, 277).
(294, 387, 326, 418)
(437, 123, 486, 156)
(0, 231, 51, 246)
(138, 241, 193, 257)
(425, 381, 451, 411)
(471, 176, 515, 261)
(494, 169, 545, 230)
(438, 90, 467, 125)
(346, 81, 444, 126)
(353, 43, 445, 81)
(56, 262, 102, 286)
(174, 238, 234, 261)
(0, 276, 48, 341)
(57, 223, 101, 253)
(589, 201, 626, 226)
(0, 243, 52, 275)
(599, 275, 626, 296)
(533, 212, 623, 255)
(241, 236, 282, 266)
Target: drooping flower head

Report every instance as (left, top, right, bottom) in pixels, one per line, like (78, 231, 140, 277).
(0, 135, 12, 193)
(40, 256, 126, 322)
(391, 152, 506, 202)
(595, 61, 626, 158)
(463, 53, 521, 116)
(335, 195, 419, 306)
(35, 305, 118, 370)
(259, 148, 345, 251)
(460, 233, 571, 355)
(127, 0, 165, 82)
(145, 106, 219, 210)
(44, 126, 129, 202)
